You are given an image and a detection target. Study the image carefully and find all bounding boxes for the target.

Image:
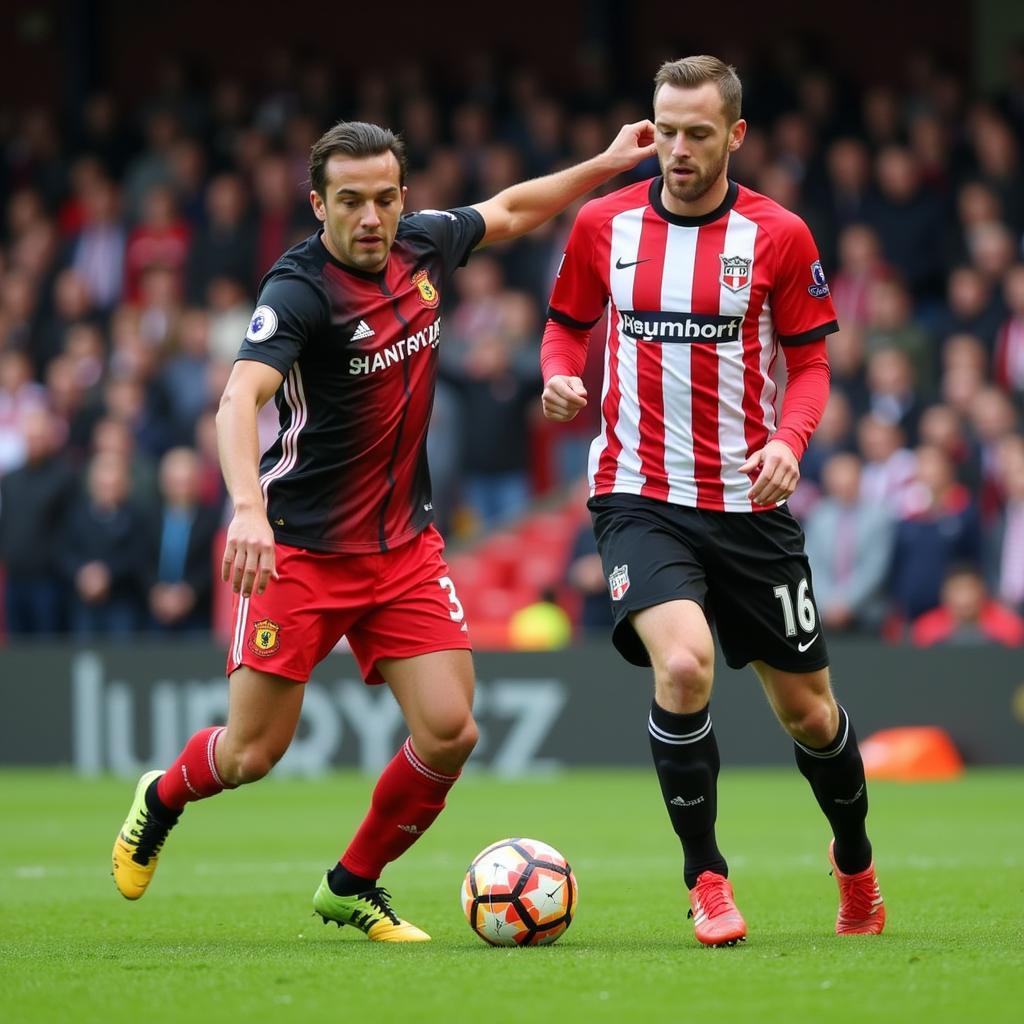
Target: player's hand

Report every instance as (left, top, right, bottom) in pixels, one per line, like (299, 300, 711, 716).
(221, 507, 278, 597)
(740, 439, 800, 505)
(542, 375, 588, 422)
(602, 120, 658, 172)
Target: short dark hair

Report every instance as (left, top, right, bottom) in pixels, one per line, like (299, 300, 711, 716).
(308, 121, 407, 196)
(654, 55, 742, 125)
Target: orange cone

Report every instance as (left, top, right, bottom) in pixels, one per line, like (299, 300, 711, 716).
(860, 726, 964, 781)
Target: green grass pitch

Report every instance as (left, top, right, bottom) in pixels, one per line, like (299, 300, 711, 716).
(2, 769, 1021, 1024)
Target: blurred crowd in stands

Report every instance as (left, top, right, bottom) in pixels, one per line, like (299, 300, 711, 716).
(2, 44, 1024, 646)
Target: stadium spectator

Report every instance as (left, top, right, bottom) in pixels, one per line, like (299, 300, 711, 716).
(991, 436, 1024, 610)
(864, 145, 946, 299)
(994, 262, 1024, 398)
(252, 152, 308, 280)
(0, 407, 77, 634)
(829, 223, 892, 332)
(123, 184, 191, 304)
(968, 385, 1020, 521)
(57, 451, 149, 637)
(157, 307, 213, 446)
(145, 447, 221, 632)
(940, 332, 989, 418)
(864, 278, 933, 389)
(917, 402, 981, 492)
(949, 180, 1004, 265)
(822, 137, 872, 237)
(90, 415, 159, 513)
(43, 353, 99, 463)
(911, 564, 1024, 646)
(68, 175, 126, 313)
(0, 348, 48, 475)
(890, 444, 983, 622)
(865, 347, 925, 445)
(444, 329, 541, 531)
(857, 413, 918, 516)
(801, 390, 855, 487)
(563, 519, 614, 636)
(184, 173, 256, 304)
(935, 265, 1005, 352)
(968, 110, 1024, 233)
(121, 109, 180, 220)
(804, 452, 894, 632)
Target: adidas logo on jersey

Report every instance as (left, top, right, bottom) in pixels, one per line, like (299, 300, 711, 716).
(352, 320, 375, 340)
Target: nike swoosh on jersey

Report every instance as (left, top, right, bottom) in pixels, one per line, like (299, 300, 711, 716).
(797, 633, 819, 652)
(615, 256, 651, 270)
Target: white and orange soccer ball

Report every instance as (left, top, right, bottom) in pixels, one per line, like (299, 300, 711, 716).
(461, 837, 578, 946)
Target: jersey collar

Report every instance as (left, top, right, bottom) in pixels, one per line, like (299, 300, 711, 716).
(649, 177, 738, 227)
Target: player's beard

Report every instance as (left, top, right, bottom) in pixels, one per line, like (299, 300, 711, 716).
(663, 140, 731, 205)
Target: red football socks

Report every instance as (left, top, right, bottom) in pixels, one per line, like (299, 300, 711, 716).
(340, 738, 460, 879)
(156, 726, 236, 811)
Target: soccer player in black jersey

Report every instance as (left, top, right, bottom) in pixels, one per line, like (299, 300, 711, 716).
(112, 118, 657, 940)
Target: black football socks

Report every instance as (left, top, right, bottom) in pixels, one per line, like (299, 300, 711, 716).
(793, 704, 873, 874)
(327, 862, 376, 896)
(648, 700, 728, 889)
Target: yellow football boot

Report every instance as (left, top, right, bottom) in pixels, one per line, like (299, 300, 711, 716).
(312, 875, 431, 942)
(112, 769, 176, 900)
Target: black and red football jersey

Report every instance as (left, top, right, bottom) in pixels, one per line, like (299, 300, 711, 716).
(235, 207, 485, 553)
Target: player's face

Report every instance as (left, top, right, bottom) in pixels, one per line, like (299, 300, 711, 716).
(311, 152, 407, 272)
(654, 82, 746, 213)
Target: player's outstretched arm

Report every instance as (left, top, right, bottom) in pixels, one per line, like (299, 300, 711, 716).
(216, 359, 284, 597)
(471, 120, 656, 247)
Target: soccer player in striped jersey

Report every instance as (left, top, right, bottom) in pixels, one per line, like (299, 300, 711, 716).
(541, 56, 884, 946)
(112, 118, 657, 940)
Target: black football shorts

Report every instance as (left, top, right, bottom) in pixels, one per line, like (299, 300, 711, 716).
(589, 493, 829, 673)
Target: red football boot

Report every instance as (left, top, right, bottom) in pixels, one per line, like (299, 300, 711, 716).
(687, 870, 747, 947)
(829, 840, 886, 935)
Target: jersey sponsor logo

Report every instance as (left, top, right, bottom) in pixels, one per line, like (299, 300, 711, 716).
(609, 564, 630, 601)
(620, 310, 743, 344)
(808, 259, 830, 298)
(351, 319, 375, 340)
(349, 317, 442, 375)
(247, 618, 281, 657)
(615, 256, 651, 270)
(412, 268, 440, 308)
(417, 209, 458, 221)
(719, 254, 752, 292)
(246, 305, 279, 342)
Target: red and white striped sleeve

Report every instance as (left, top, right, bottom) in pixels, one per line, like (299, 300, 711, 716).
(770, 215, 839, 346)
(542, 204, 609, 381)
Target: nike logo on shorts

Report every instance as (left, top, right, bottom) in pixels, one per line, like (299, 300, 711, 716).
(797, 633, 819, 652)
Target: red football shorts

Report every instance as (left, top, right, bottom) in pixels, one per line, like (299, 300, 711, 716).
(226, 525, 472, 684)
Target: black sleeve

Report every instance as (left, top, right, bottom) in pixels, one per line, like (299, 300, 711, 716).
(235, 273, 329, 376)
(404, 207, 486, 276)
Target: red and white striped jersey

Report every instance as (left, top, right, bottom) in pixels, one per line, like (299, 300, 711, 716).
(546, 178, 838, 512)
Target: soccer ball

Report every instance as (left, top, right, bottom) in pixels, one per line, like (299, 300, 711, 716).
(461, 837, 578, 946)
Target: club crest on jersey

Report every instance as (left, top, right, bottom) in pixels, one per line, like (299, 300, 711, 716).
(247, 618, 281, 657)
(412, 269, 439, 308)
(246, 305, 278, 342)
(719, 254, 752, 292)
(808, 259, 830, 298)
(609, 564, 630, 601)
